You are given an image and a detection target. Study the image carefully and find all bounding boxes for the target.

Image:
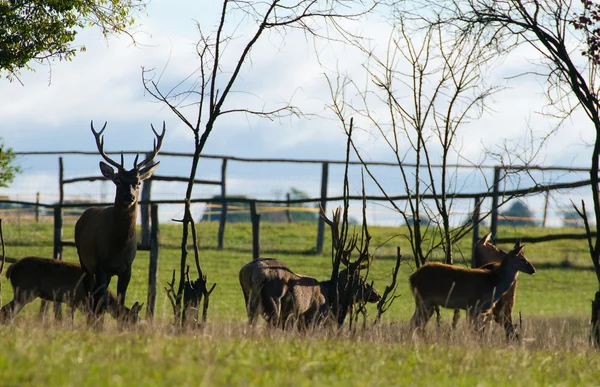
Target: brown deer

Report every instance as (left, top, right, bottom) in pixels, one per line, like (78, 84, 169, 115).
(239, 258, 381, 330)
(75, 121, 164, 316)
(0, 257, 143, 324)
(473, 233, 524, 339)
(445, 233, 527, 339)
(409, 242, 535, 331)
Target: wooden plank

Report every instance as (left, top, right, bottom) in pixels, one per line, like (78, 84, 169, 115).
(316, 162, 329, 254)
(146, 205, 159, 320)
(490, 167, 501, 244)
(217, 159, 228, 250)
(250, 201, 260, 260)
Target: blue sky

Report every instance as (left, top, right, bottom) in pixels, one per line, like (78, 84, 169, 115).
(0, 1, 595, 227)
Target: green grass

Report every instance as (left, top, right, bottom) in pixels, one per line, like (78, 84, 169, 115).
(0, 322, 599, 387)
(0, 220, 599, 386)
(2, 221, 598, 321)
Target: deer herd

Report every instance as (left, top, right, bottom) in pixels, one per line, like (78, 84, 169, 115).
(0, 122, 538, 340)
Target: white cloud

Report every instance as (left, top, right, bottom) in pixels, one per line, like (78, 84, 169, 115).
(1, 3, 597, 226)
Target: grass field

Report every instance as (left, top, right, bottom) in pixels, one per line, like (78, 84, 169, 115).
(0, 220, 599, 386)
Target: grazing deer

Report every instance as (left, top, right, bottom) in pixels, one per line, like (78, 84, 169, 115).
(75, 121, 164, 317)
(409, 242, 535, 331)
(239, 258, 381, 330)
(0, 257, 143, 324)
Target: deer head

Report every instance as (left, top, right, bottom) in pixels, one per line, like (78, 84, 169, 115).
(91, 121, 165, 207)
(123, 301, 144, 324)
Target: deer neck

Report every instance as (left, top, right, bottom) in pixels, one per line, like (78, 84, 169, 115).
(113, 194, 138, 241)
(489, 258, 518, 302)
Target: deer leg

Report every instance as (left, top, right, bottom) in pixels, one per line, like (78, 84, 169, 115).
(494, 304, 518, 341)
(1, 289, 33, 322)
(247, 288, 262, 326)
(452, 309, 461, 329)
(411, 299, 433, 329)
(116, 266, 132, 306)
(89, 270, 110, 326)
(0, 301, 18, 322)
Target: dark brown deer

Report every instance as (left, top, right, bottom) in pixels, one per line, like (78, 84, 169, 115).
(239, 258, 380, 329)
(75, 121, 164, 316)
(0, 257, 143, 324)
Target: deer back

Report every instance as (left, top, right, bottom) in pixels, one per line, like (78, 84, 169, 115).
(410, 263, 500, 310)
(239, 258, 297, 300)
(284, 275, 330, 322)
(239, 258, 331, 326)
(410, 243, 534, 312)
(5, 257, 141, 322)
(7, 257, 89, 305)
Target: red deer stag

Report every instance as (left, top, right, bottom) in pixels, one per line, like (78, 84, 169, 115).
(75, 121, 164, 317)
(239, 258, 381, 330)
(0, 257, 143, 324)
(410, 242, 535, 332)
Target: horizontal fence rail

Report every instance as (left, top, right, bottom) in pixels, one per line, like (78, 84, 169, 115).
(4, 151, 595, 256)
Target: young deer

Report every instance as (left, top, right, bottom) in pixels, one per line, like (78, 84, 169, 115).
(0, 257, 143, 324)
(239, 258, 380, 329)
(75, 121, 164, 317)
(410, 242, 535, 331)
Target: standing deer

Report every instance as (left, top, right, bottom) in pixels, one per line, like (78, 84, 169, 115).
(409, 242, 535, 331)
(239, 258, 381, 329)
(472, 233, 524, 339)
(445, 233, 527, 339)
(75, 121, 164, 317)
(0, 257, 143, 324)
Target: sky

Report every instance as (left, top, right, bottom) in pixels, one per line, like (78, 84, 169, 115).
(0, 1, 595, 228)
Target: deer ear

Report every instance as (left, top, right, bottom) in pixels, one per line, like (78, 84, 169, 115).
(512, 242, 524, 255)
(479, 232, 492, 245)
(99, 161, 115, 180)
(131, 302, 143, 313)
(139, 162, 159, 181)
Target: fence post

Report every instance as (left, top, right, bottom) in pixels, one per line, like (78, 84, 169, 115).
(43, 158, 64, 319)
(250, 201, 260, 260)
(147, 204, 159, 320)
(490, 166, 501, 244)
(50, 205, 63, 319)
(141, 153, 153, 246)
(218, 158, 228, 249)
(471, 197, 481, 268)
(316, 162, 329, 254)
(286, 193, 292, 223)
(542, 188, 550, 228)
(35, 192, 40, 222)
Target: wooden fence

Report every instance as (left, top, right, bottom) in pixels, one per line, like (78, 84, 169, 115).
(14, 151, 592, 250)
(2, 152, 595, 304)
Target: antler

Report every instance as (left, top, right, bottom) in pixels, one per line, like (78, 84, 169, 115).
(320, 205, 341, 248)
(90, 121, 122, 169)
(136, 122, 166, 170)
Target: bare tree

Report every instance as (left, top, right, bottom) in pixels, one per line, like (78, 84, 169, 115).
(143, 0, 377, 327)
(430, 0, 600, 347)
(326, 16, 517, 270)
(320, 121, 381, 329)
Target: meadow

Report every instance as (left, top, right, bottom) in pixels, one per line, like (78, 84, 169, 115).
(0, 219, 599, 386)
